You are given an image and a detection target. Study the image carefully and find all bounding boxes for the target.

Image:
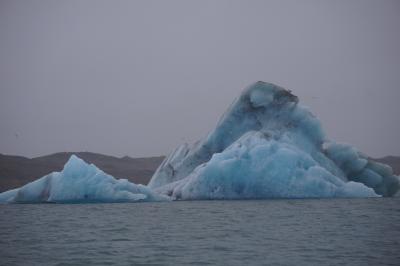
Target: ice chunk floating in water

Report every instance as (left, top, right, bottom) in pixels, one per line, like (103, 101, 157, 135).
(1, 81, 399, 203)
(0, 155, 167, 203)
(149, 81, 399, 199)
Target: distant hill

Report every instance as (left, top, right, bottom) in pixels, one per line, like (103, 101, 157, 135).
(0, 152, 399, 193)
(0, 152, 165, 192)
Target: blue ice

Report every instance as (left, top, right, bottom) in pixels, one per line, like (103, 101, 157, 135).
(149, 82, 399, 199)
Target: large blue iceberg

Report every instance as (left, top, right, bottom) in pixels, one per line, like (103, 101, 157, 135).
(148, 82, 398, 199)
(0, 81, 398, 203)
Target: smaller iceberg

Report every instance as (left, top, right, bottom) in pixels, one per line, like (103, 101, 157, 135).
(0, 155, 168, 203)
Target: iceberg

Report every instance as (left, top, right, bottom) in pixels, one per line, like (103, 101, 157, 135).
(0, 155, 168, 203)
(149, 81, 399, 199)
(1, 81, 398, 203)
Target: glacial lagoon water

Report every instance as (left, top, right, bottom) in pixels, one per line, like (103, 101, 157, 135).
(1, 198, 399, 266)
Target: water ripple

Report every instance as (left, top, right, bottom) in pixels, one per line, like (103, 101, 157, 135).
(1, 198, 399, 265)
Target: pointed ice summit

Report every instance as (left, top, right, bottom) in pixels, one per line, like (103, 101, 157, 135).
(149, 81, 399, 199)
(0, 155, 167, 203)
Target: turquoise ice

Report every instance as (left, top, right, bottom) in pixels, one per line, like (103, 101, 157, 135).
(149, 82, 398, 199)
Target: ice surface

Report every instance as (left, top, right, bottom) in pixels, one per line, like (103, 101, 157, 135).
(154, 132, 377, 199)
(149, 81, 399, 199)
(0, 155, 168, 203)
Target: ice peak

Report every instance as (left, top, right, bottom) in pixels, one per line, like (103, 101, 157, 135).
(148, 82, 319, 189)
(63, 154, 89, 170)
(244, 81, 298, 108)
(62, 154, 98, 178)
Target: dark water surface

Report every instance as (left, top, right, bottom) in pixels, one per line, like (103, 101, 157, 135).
(1, 198, 399, 266)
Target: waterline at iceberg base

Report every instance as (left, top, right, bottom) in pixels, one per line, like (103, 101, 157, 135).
(1, 82, 399, 203)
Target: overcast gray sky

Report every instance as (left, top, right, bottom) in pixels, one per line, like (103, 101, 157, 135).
(0, 0, 399, 158)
